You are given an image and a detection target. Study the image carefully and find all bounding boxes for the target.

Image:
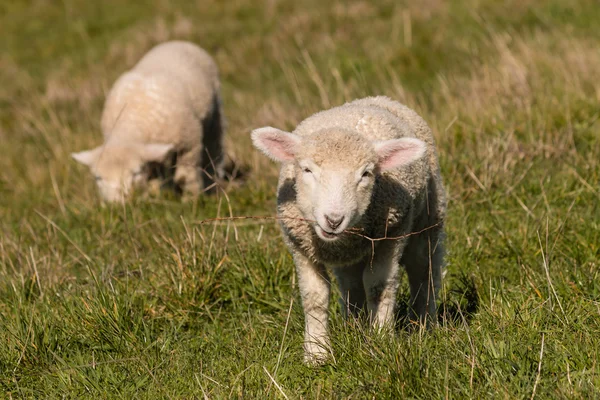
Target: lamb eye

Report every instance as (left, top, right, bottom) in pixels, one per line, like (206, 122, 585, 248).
(362, 170, 372, 179)
(302, 167, 312, 174)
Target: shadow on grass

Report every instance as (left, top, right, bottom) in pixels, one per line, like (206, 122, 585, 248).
(395, 272, 479, 331)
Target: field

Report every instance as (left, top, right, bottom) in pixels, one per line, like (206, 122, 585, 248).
(1, 0, 599, 398)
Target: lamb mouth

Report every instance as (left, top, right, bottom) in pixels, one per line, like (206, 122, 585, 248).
(316, 225, 341, 241)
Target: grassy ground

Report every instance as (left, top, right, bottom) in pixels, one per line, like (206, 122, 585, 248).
(1, 0, 599, 398)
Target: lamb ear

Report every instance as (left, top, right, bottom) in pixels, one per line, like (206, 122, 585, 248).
(142, 143, 175, 162)
(373, 138, 426, 171)
(71, 147, 102, 167)
(251, 127, 301, 163)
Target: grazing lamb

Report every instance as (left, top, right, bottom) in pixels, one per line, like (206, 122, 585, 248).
(251, 96, 446, 364)
(72, 41, 225, 202)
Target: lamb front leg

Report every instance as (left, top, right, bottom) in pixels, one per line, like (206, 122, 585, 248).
(362, 240, 406, 330)
(294, 253, 331, 365)
(174, 147, 202, 196)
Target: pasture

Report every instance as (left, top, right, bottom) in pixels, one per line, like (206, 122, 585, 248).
(1, 0, 599, 398)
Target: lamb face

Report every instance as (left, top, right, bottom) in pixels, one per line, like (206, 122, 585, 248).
(71, 142, 173, 203)
(252, 127, 426, 242)
(293, 130, 378, 241)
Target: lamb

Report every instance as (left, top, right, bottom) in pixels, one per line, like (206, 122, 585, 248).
(251, 96, 446, 364)
(72, 41, 225, 202)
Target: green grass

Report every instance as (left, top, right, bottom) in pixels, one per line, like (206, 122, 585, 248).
(1, 0, 599, 398)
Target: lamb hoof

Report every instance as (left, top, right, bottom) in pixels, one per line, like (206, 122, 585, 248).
(303, 343, 330, 366)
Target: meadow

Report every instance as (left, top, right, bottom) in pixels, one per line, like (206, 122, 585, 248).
(1, 0, 599, 398)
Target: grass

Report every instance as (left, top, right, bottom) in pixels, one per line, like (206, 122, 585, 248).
(1, 0, 599, 398)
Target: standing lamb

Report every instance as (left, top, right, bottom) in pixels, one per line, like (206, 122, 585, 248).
(72, 41, 225, 202)
(251, 96, 446, 364)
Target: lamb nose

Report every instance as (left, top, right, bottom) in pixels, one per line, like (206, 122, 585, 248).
(325, 214, 344, 230)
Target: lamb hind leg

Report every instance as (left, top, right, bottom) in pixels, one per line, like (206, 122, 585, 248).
(362, 240, 406, 330)
(332, 263, 366, 319)
(401, 229, 444, 326)
(200, 97, 225, 189)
